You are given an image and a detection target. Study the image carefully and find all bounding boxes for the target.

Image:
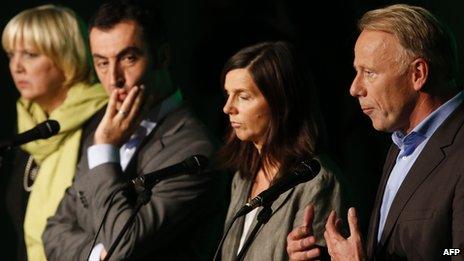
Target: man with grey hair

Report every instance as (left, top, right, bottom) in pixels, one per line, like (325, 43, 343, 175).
(287, 4, 463, 260)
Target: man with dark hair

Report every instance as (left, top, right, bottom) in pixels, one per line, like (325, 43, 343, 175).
(42, 0, 226, 260)
(287, 4, 464, 261)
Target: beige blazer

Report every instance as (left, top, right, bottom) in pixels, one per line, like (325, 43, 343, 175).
(221, 156, 347, 261)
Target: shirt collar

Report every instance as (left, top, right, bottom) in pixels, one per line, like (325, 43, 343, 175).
(392, 91, 463, 157)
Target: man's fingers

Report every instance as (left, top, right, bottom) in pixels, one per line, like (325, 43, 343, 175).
(325, 210, 343, 241)
(287, 206, 319, 260)
(288, 225, 310, 241)
(323, 230, 330, 245)
(95, 86, 142, 145)
(106, 90, 118, 118)
(127, 86, 144, 121)
(325, 210, 336, 234)
(117, 86, 140, 119)
(347, 207, 361, 239)
(303, 204, 315, 229)
(287, 235, 316, 253)
(289, 247, 321, 261)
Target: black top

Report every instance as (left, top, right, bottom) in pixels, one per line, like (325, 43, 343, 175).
(0, 108, 104, 261)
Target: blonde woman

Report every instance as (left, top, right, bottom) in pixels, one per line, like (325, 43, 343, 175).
(2, 5, 107, 261)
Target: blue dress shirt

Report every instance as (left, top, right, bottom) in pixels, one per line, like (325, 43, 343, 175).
(377, 91, 463, 242)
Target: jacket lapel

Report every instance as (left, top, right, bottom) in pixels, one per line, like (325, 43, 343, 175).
(377, 103, 464, 249)
(237, 186, 294, 261)
(366, 144, 399, 258)
(268, 186, 295, 217)
(125, 106, 188, 177)
(227, 175, 295, 260)
(123, 121, 164, 178)
(377, 140, 444, 249)
(225, 175, 253, 260)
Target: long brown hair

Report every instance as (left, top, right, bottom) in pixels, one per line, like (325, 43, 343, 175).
(219, 41, 326, 180)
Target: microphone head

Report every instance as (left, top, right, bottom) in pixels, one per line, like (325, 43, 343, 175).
(296, 159, 321, 182)
(37, 120, 60, 139)
(184, 155, 209, 174)
(240, 158, 322, 216)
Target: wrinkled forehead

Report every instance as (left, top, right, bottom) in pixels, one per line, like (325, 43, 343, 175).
(354, 30, 403, 65)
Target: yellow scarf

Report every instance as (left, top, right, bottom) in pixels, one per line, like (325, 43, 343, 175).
(19, 82, 108, 261)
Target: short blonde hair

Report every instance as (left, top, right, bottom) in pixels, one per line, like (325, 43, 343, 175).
(359, 4, 458, 88)
(2, 4, 94, 87)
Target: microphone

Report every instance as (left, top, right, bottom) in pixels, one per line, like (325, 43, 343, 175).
(0, 120, 60, 150)
(131, 155, 209, 189)
(234, 159, 321, 218)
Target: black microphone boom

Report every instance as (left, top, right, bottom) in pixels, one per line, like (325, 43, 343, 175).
(0, 120, 60, 150)
(131, 155, 209, 189)
(235, 159, 321, 218)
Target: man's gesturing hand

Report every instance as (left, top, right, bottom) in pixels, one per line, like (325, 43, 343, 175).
(287, 205, 321, 260)
(324, 207, 365, 261)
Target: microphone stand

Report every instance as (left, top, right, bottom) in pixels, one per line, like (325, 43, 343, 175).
(102, 182, 153, 261)
(235, 206, 272, 261)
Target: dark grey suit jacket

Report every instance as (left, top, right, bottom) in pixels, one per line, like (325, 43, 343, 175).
(221, 156, 346, 261)
(366, 103, 464, 261)
(43, 105, 227, 260)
